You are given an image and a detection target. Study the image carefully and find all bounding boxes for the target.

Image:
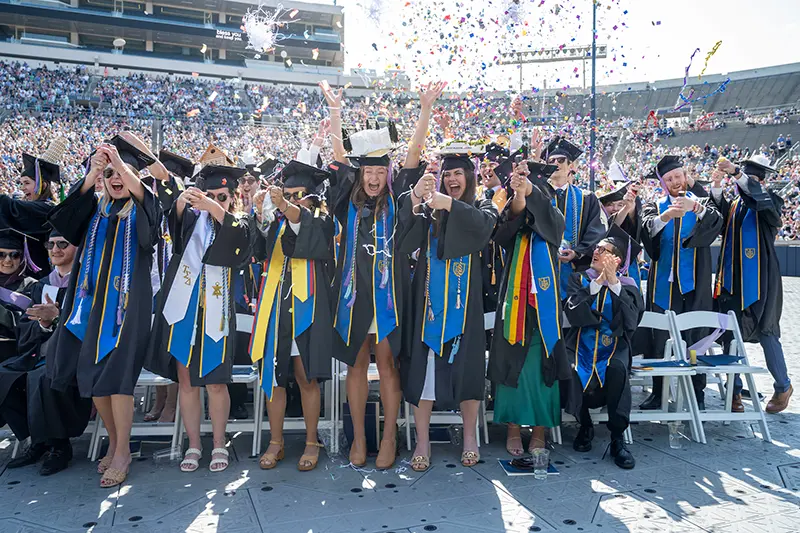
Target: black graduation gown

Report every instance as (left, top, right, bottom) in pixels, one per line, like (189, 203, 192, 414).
(0, 196, 53, 277)
(250, 208, 335, 387)
(711, 178, 783, 341)
(0, 280, 91, 442)
(397, 197, 497, 408)
(46, 181, 160, 397)
(480, 189, 508, 312)
(563, 273, 643, 422)
(328, 163, 419, 366)
(554, 185, 606, 271)
(487, 186, 572, 389)
(640, 194, 723, 357)
(0, 276, 37, 355)
(147, 207, 250, 387)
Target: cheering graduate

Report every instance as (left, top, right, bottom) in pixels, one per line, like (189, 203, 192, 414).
(598, 182, 643, 288)
(541, 137, 605, 299)
(639, 155, 723, 411)
(148, 164, 250, 474)
(0, 230, 91, 476)
(0, 229, 41, 352)
(487, 159, 571, 457)
(46, 134, 160, 488)
(479, 142, 511, 315)
(563, 226, 643, 469)
(320, 80, 444, 469)
(712, 155, 792, 413)
(0, 138, 69, 276)
(249, 160, 335, 472)
(398, 149, 497, 471)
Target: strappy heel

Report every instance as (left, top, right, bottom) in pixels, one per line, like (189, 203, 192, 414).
(259, 440, 284, 470)
(297, 442, 323, 472)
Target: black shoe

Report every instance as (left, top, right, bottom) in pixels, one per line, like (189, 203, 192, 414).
(572, 425, 594, 452)
(8, 442, 47, 469)
(609, 439, 635, 470)
(639, 392, 662, 410)
(230, 404, 249, 420)
(39, 444, 72, 476)
(697, 400, 706, 411)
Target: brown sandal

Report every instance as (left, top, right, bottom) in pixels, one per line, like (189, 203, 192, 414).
(259, 440, 284, 470)
(461, 450, 480, 467)
(375, 438, 397, 470)
(97, 456, 113, 475)
(297, 442, 323, 472)
(100, 467, 128, 489)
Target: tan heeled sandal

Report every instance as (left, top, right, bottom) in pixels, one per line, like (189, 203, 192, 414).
(375, 438, 397, 470)
(259, 440, 284, 470)
(97, 456, 113, 475)
(349, 438, 367, 467)
(100, 467, 128, 489)
(297, 442, 323, 472)
(461, 450, 480, 467)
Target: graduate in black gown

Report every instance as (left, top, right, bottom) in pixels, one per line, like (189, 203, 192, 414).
(47, 134, 161, 489)
(542, 137, 606, 300)
(487, 159, 571, 457)
(563, 225, 643, 469)
(599, 182, 644, 289)
(0, 229, 40, 350)
(639, 155, 723, 411)
(249, 160, 335, 472)
(0, 230, 91, 476)
(0, 138, 69, 278)
(479, 143, 511, 320)
(711, 155, 792, 413)
(320, 79, 444, 469)
(398, 150, 497, 471)
(148, 164, 250, 474)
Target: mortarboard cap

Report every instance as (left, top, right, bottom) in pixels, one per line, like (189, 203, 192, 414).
(440, 154, 475, 173)
(598, 183, 629, 205)
(106, 135, 156, 171)
(247, 158, 280, 180)
(738, 154, 776, 180)
(483, 142, 510, 162)
(0, 228, 41, 273)
(159, 150, 195, 179)
(493, 146, 529, 181)
(22, 153, 61, 185)
(280, 160, 331, 193)
(646, 155, 683, 182)
(601, 224, 643, 275)
(196, 165, 246, 192)
(542, 136, 583, 162)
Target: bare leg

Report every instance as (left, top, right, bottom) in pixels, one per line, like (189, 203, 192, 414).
(108, 394, 134, 473)
(264, 386, 287, 463)
(530, 426, 546, 452)
(158, 383, 178, 423)
(460, 400, 480, 465)
(375, 338, 400, 469)
(177, 363, 203, 456)
(412, 400, 434, 459)
(93, 396, 117, 467)
(145, 386, 167, 419)
(205, 383, 230, 471)
(506, 423, 523, 456)
(294, 357, 321, 469)
(345, 338, 371, 465)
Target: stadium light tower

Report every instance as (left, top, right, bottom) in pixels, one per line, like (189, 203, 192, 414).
(499, 44, 607, 93)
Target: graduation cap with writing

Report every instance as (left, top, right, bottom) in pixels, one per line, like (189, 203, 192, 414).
(738, 153, 777, 180)
(0, 228, 41, 273)
(280, 160, 331, 194)
(542, 136, 583, 162)
(159, 150, 195, 179)
(195, 165, 246, 192)
(437, 142, 485, 173)
(106, 135, 156, 171)
(602, 224, 642, 277)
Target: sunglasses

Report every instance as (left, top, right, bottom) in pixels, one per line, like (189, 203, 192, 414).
(284, 191, 306, 201)
(0, 251, 22, 260)
(45, 241, 70, 250)
(239, 177, 257, 185)
(548, 156, 568, 165)
(206, 192, 229, 203)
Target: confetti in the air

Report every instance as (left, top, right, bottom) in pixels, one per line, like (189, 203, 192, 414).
(242, 3, 290, 54)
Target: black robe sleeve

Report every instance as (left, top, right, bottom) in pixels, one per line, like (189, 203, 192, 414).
(204, 212, 251, 267)
(437, 199, 497, 259)
(47, 179, 99, 246)
(282, 208, 335, 262)
(155, 175, 184, 214)
(640, 200, 663, 261)
(328, 162, 358, 224)
(683, 199, 723, 249)
(573, 193, 606, 267)
(393, 164, 427, 198)
(168, 205, 193, 255)
(396, 193, 429, 255)
(133, 186, 161, 253)
(564, 273, 642, 337)
(737, 177, 784, 229)
(0, 196, 53, 235)
(494, 185, 566, 250)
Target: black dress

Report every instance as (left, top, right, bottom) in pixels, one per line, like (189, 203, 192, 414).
(46, 181, 161, 397)
(249, 207, 335, 389)
(397, 197, 497, 409)
(0, 196, 54, 277)
(147, 207, 250, 387)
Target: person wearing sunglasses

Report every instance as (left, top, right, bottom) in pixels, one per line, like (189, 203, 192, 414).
(0, 228, 92, 477)
(147, 163, 250, 475)
(562, 225, 644, 470)
(249, 160, 335, 472)
(539, 136, 605, 300)
(0, 229, 40, 332)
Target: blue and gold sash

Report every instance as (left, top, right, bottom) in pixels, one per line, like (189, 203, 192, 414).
(528, 233, 562, 357)
(422, 232, 470, 361)
(574, 277, 617, 389)
(652, 195, 697, 310)
(66, 203, 138, 363)
(716, 197, 760, 310)
(553, 184, 585, 299)
(334, 197, 398, 346)
(250, 220, 316, 398)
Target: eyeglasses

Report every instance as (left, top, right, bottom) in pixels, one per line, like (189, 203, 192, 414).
(547, 156, 568, 165)
(284, 191, 306, 201)
(594, 246, 616, 256)
(239, 177, 257, 186)
(45, 241, 70, 251)
(0, 251, 22, 261)
(206, 192, 229, 203)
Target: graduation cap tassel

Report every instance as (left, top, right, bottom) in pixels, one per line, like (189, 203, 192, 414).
(59, 182, 66, 202)
(34, 159, 43, 199)
(23, 237, 41, 273)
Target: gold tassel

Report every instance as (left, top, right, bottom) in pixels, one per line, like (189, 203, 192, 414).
(491, 267, 496, 285)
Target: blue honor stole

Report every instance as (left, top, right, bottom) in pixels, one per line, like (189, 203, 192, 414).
(421, 231, 470, 362)
(652, 195, 697, 310)
(574, 277, 618, 389)
(529, 233, 562, 358)
(717, 197, 760, 309)
(66, 203, 138, 363)
(250, 220, 317, 398)
(553, 184, 585, 299)
(334, 197, 398, 346)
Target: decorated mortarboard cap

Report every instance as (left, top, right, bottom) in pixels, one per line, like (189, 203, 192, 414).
(438, 141, 485, 172)
(159, 150, 195, 179)
(738, 153, 776, 179)
(598, 183, 629, 205)
(345, 126, 398, 168)
(483, 142, 510, 162)
(280, 160, 331, 192)
(196, 165, 246, 192)
(493, 146, 529, 181)
(107, 135, 156, 171)
(21, 137, 67, 185)
(199, 144, 235, 166)
(542, 136, 583, 162)
(602, 224, 643, 274)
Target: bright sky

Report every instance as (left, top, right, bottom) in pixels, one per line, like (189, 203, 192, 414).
(312, 0, 800, 92)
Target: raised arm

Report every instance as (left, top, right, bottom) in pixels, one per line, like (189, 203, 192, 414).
(404, 81, 447, 169)
(319, 81, 347, 164)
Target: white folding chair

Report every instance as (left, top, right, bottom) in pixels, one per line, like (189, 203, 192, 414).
(670, 310, 771, 442)
(629, 311, 706, 444)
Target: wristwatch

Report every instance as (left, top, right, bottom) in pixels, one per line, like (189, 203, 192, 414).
(729, 165, 740, 176)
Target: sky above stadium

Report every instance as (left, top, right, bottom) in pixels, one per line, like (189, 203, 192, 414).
(299, 0, 800, 93)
